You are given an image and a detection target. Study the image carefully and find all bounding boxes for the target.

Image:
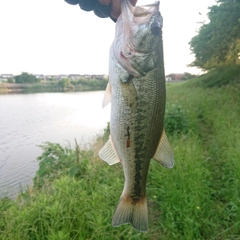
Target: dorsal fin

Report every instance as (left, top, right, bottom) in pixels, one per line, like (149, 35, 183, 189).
(153, 129, 174, 168)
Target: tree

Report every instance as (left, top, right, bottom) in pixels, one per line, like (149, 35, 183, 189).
(58, 78, 75, 91)
(7, 78, 15, 83)
(189, 0, 240, 70)
(182, 72, 197, 80)
(14, 72, 40, 83)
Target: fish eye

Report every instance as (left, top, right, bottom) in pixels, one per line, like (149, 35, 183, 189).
(151, 21, 162, 36)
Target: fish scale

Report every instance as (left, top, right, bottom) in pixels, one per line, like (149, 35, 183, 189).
(99, 0, 174, 232)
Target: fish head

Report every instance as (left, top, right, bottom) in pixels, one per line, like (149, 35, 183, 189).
(114, 1, 163, 76)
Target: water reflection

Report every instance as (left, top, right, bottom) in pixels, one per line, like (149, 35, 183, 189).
(0, 91, 110, 198)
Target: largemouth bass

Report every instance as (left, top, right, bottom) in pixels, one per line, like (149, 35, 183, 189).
(99, 0, 174, 232)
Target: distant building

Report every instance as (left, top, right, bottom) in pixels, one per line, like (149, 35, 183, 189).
(58, 74, 68, 80)
(166, 73, 185, 81)
(0, 74, 14, 79)
(45, 75, 59, 81)
(91, 74, 108, 80)
(34, 74, 45, 79)
(82, 74, 92, 79)
(68, 74, 81, 80)
(0, 74, 14, 83)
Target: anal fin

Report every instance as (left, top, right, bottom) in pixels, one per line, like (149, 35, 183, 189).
(153, 129, 174, 168)
(99, 135, 121, 165)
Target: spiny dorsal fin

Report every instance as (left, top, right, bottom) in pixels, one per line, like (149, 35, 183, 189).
(102, 82, 111, 108)
(153, 129, 174, 168)
(99, 135, 121, 165)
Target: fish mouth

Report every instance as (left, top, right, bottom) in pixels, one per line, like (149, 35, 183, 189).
(114, 1, 162, 77)
(120, 0, 160, 24)
(132, 2, 160, 17)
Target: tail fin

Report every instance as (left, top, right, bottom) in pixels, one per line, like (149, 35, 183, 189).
(112, 196, 148, 232)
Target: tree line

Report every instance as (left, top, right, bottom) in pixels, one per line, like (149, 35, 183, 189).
(189, 0, 240, 70)
(7, 72, 41, 84)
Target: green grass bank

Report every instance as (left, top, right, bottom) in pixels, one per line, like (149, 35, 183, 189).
(0, 65, 240, 239)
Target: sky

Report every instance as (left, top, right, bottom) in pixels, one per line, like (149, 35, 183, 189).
(0, 0, 216, 76)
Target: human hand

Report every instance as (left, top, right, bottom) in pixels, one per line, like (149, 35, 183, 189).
(65, 0, 138, 22)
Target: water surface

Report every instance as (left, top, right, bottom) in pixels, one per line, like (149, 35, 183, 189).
(0, 91, 110, 198)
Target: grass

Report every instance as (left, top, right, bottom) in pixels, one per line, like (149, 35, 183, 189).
(0, 65, 240, 239)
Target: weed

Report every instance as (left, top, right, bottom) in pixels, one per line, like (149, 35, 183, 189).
(164, 103, 189, 135)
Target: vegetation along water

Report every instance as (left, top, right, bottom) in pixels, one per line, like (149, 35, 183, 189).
(0, 65, 240, 239)
(0, 72, 108, 94)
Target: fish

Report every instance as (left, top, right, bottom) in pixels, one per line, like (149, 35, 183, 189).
(99, 0, 174, 232)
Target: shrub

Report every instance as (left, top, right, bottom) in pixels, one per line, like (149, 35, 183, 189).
(164, 103, 189, 135)
(34, 141, 91, 188)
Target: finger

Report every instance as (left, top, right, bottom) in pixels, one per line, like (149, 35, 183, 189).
(98, 0, 111, 5)
(110, 16, 117, 22)
(94, 1, 111, 18)
(110, 0, 121, 20)
(64, 0, 79, 5)
(78, 0, 95, 11)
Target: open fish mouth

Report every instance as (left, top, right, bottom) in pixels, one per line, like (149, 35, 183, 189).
(125, 1, 160, 17)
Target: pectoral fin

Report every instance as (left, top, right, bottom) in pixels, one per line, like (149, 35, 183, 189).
(102, 82, 111, 108)
(153, 129, 174, 168)
(99, 135, 121, 165)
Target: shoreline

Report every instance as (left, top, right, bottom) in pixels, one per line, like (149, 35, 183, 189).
(0, 80, 108, 94)
(0, 83, 33, 93)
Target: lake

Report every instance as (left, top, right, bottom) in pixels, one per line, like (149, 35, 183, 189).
(0, 91, 110, 198)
